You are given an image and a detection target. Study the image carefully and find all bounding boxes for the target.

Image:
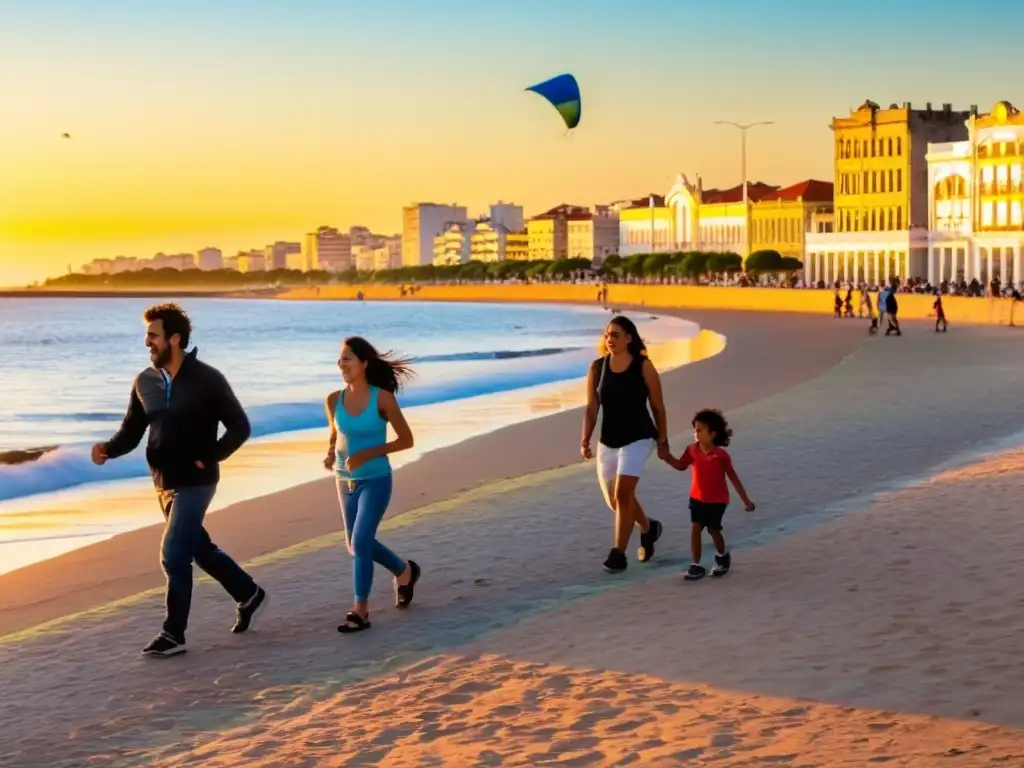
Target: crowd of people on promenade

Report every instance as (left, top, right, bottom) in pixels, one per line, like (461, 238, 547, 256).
(88, 302, 751, 656)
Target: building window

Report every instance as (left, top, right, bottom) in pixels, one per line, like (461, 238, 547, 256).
(863, 171, 869, 191)
(896, 169, 903, 192)
(863, 140, 868, 156)
(896, 137, 902, 155)
(982, 201, 994, 226)
(870, 209, 877, 230)
(997, 201, 1008, 226)
(871, 139, 876, 157)
(846, 140, 853, 157)
(888, 137, 893, 155)
(888, 169, 894, 192)
(896, 207, 902, 229)
(854, 141, 860, 158)
(1012, 201, 1023, 225)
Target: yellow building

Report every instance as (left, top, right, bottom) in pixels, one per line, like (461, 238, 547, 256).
(662, 176, 779, 257)
(527, 204, 588, 260)
(926, 100, 1024, 288)
(617, 196, 673, 256)
(805, 100, 970, 286)
(236, 249, 265, 273)
(750, 180, 834, 260)
(505, 231, 529, 261)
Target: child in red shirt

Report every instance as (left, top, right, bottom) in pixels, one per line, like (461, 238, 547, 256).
(666, 409, 755, 580)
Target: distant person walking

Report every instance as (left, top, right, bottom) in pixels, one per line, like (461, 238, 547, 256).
(91, 303, 267, 658)
(581, 315, 670, 573)
(933, 292, 948, 332)
(885, 278, 902, 336)
(324, 337, 420, 633)
(666, 409, 755, 581)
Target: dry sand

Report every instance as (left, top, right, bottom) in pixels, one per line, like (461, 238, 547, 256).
(3, 312, 1024, 766)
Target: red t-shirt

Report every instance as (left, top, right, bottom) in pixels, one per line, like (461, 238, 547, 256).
(678, 444, 733, 503)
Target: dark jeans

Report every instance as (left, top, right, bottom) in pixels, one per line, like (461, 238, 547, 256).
(157, 484, 256, 640)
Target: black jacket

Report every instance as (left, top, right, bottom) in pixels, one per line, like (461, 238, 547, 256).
(104, 349, 251, 490)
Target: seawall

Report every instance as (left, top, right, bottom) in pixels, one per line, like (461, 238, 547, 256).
(278, 284, 1024, 327)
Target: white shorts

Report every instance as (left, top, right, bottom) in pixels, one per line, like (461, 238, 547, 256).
(597, 439, 654, 507)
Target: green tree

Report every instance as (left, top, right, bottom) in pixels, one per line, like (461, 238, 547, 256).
(642, 252, 671, 277)
(682, 251, 711, 278)
(744, 249, 785, 272)
(706, 252, 743, 274)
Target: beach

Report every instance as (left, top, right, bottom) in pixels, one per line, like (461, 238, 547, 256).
(3, 306, 1024, 766)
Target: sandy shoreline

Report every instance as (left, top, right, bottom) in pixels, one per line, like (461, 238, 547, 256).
(0, 308, 858, 637)
(3, 311, 1024, 765)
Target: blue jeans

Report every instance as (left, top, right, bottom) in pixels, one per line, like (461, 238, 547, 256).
(157, 485, 257, 641)
(336, 474, 406, 602)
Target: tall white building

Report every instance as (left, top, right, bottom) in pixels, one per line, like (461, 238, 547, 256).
(489, 202, 524, 233)
(264, 241, 300, 271)
(197, 247, 223, 270)
(403, 203, 468, 266)
(373, 235, 402, 271)
(303, 226, 352, 272)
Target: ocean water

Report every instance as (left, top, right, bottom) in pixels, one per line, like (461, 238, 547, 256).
(0, 297, 700, 573)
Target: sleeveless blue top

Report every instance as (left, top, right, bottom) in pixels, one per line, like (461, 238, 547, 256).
(333, 387, 391, 480)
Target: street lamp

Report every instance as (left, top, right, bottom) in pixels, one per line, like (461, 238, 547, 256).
(714, 120, 774, 255)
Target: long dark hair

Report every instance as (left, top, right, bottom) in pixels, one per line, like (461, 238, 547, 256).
(600, 315, 648, 357)
(343, 336, 415, 394)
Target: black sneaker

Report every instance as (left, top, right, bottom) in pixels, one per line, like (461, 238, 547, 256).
(684, 563, 707, 581)
(637, 519, 662, 563)
(711, 551, 731, 577)
(142, 632, 186, 657)
(232, 586, 268, 634)
(603, 548, 627, 573)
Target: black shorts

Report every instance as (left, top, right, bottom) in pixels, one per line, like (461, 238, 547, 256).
(689, 498, 727, 531)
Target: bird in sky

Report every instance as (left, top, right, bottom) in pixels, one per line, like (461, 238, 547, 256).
(61, 132, 71, 139)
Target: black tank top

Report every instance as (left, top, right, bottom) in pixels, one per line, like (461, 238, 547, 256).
(593, 354, 657, 448)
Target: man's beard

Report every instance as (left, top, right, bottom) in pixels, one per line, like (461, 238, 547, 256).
(150, 345, 171, 369)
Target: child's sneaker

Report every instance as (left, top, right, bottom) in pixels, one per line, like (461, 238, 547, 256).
(711, 551, 731, 577)
(684, 563, 706, 581)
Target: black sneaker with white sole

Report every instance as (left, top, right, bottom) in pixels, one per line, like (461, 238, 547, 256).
(142, 632, 186, 657)
(637, 519, 662, 563)
(232, 585, 268, 634)
(711, 551, 731, 577)
(603, 548, 627, 573)
(684, 563, 707, 581)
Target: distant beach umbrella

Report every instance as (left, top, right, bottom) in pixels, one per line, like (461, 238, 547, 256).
(526, 73, 581, 131)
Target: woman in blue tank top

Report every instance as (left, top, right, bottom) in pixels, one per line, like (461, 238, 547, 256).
(323, 336, 420, 633)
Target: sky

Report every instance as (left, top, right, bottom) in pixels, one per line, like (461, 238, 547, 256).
(3, 0, 1024, 286)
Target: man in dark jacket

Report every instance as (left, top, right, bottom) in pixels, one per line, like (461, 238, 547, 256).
(91, 303, 267, 657)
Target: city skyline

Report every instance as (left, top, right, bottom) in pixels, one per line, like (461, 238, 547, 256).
(4, 0, 1024, 285)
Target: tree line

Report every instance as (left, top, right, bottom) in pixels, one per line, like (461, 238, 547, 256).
(42, 250, 802, 288)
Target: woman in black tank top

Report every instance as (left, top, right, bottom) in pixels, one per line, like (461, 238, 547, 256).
(581, 315, 670, 573)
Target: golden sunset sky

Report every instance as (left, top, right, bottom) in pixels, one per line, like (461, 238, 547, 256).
(1, 0, 1021, 285)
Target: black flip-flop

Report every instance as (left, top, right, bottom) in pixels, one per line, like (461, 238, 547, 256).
(395, 560, 421, 609)
(637, 519, 662, 563)
(337, 611, 371, 633)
